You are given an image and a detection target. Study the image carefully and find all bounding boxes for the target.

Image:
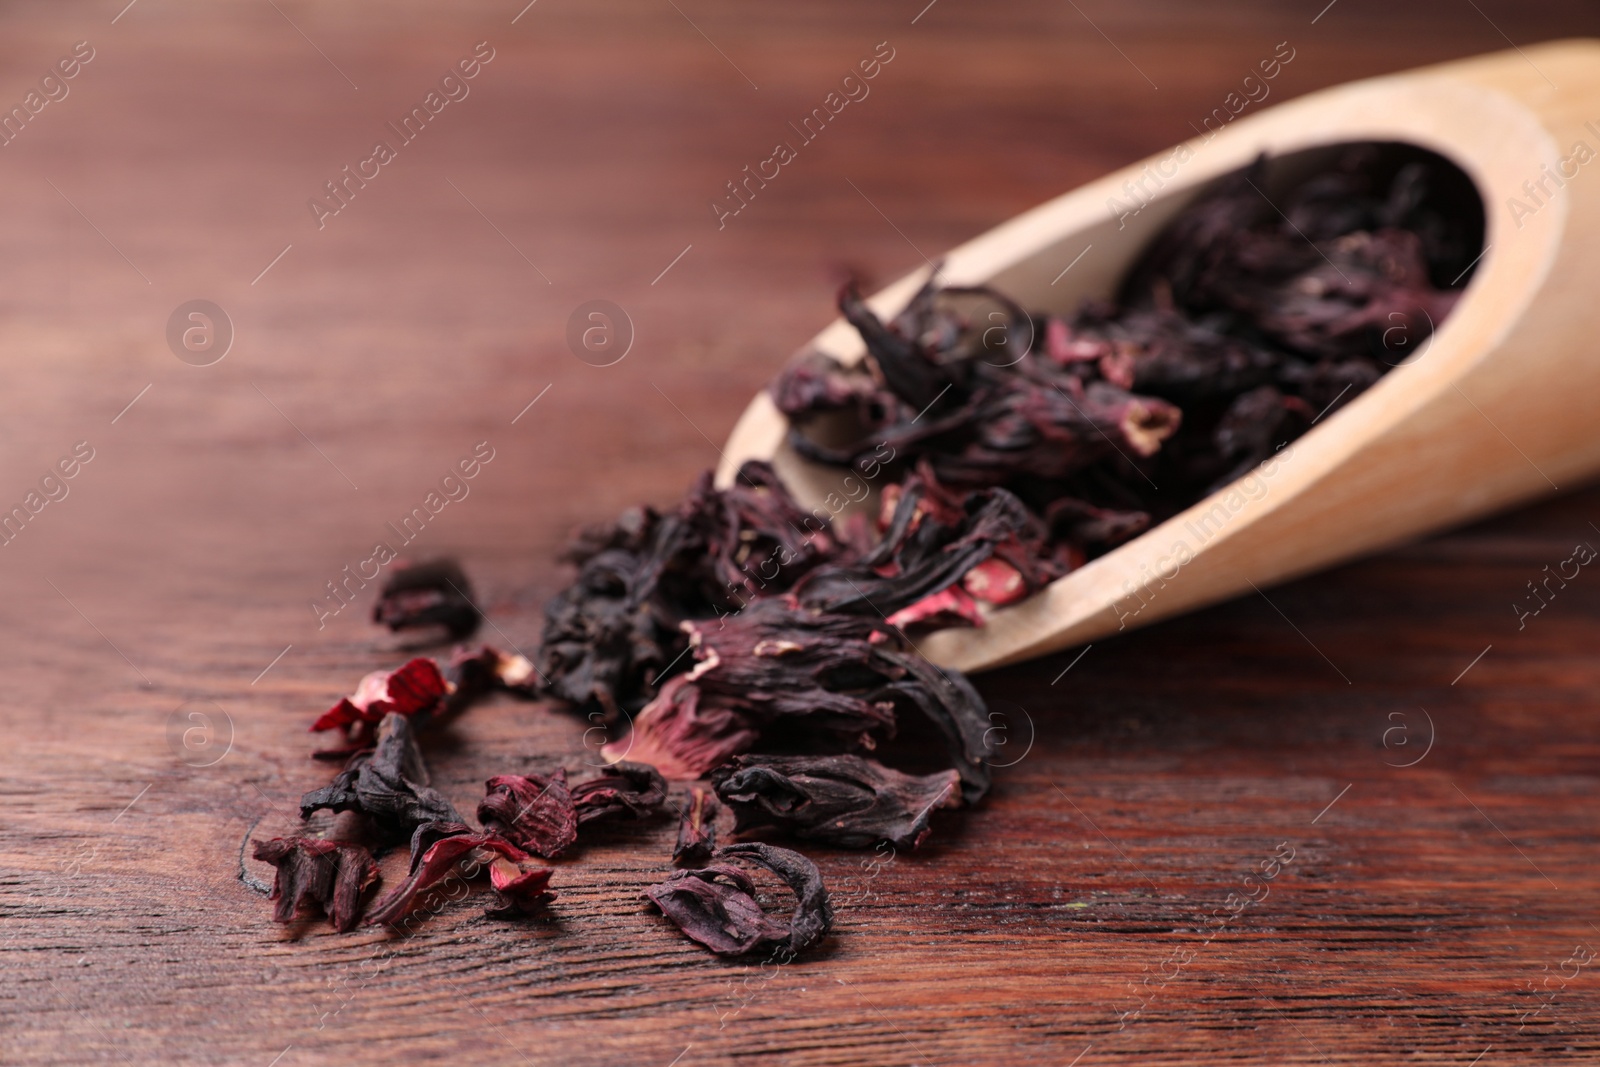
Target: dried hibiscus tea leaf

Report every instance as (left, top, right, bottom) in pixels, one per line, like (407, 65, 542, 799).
(537, 460, 847, 723)
(644, 842, 833, 957)
(657, 600, 898, 750)
(310, 657, 452, 751)
(536, 502, 680, 720)
(372, 558, 482, 641)
(484, 855, 557, 918)
(793, 463, 1063, 621)
(673, 787, 719, 866)
(301, 713, 465, 840)
(644, 864, 788, 956)
(768, 149, 1476, 576)
(712, 754, 960, 850)
(601, 672, 761, 781)
(871, 647, 995, 804)
(603, 597, 996, 798)
(252, 837, 378, 933)
(775, 279, 1181, 492)
(365, 823, 551, 926)
(476, 769, 578, 858)
(443, 644, 541, 717)
(572, 761, 668, 824)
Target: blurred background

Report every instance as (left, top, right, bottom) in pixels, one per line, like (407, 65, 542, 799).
(0, 0, 1592, 675)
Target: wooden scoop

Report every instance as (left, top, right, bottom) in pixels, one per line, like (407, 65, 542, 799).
(715, 40, 1600, 674)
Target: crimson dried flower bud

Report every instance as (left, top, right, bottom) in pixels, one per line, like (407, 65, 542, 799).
(713, 754, 960, 850)
(572, 761, 668, 823)
(673, 787, 719, 866)
(477, 769, 578, 858)
(301, 713, 464, 839)
(372, 558, 482, 641)
(645, 842, 832, 957)
(252, 837, 377, 933)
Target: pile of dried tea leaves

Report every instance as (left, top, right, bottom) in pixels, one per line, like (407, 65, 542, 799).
(252, 147, 1477, 957)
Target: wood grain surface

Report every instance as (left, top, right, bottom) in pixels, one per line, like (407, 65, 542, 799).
(3, 2, 1600, 1064)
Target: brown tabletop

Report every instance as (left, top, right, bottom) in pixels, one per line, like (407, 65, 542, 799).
(5, 1, 1600, 1063)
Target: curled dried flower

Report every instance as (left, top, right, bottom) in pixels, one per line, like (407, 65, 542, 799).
(301, 713, 464, 839)
(603, 598, 995, 800)
(536, 502, 670, 720)
(537, 461, 845, 722)
(774, 280, 1181, 489)
(601, 673, 761, 780)
(572, 761, 668, 823)
(712, 754, 960, 850)
(793, 463, 1062, 621)
(443, 644, 541, 719)
(364, 822, 552, 926)
(484, 855, 556, 918)
(673, 787, 719, 866)
(871, 648, 994, 804)
(252, 837, 377, 933)
(477, 770, 577, 858)
(645, 842, 833, 957)
(372, 558, 482, 641)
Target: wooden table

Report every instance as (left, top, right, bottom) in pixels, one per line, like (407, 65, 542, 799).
(5, 1, 1600, 1062)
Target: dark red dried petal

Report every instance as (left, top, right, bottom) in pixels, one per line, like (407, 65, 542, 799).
(310, 658, 451, 732)
(252, 837, 377, 933)
(673, 787, 719, 866)
(713, 754, 960, 850)
(571, 761, 668, 824)
(887, 585, 985, 630)
(372, 558, 481, 640)
(364, 828, 534, 926)
(476, 770, 578, 858)
(485, 856, 556, 918)
(444, 644, 541, 717)
(602, 674, 760, 780)
(646, 843, 833, 957)
(645, 865, 790, 956)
